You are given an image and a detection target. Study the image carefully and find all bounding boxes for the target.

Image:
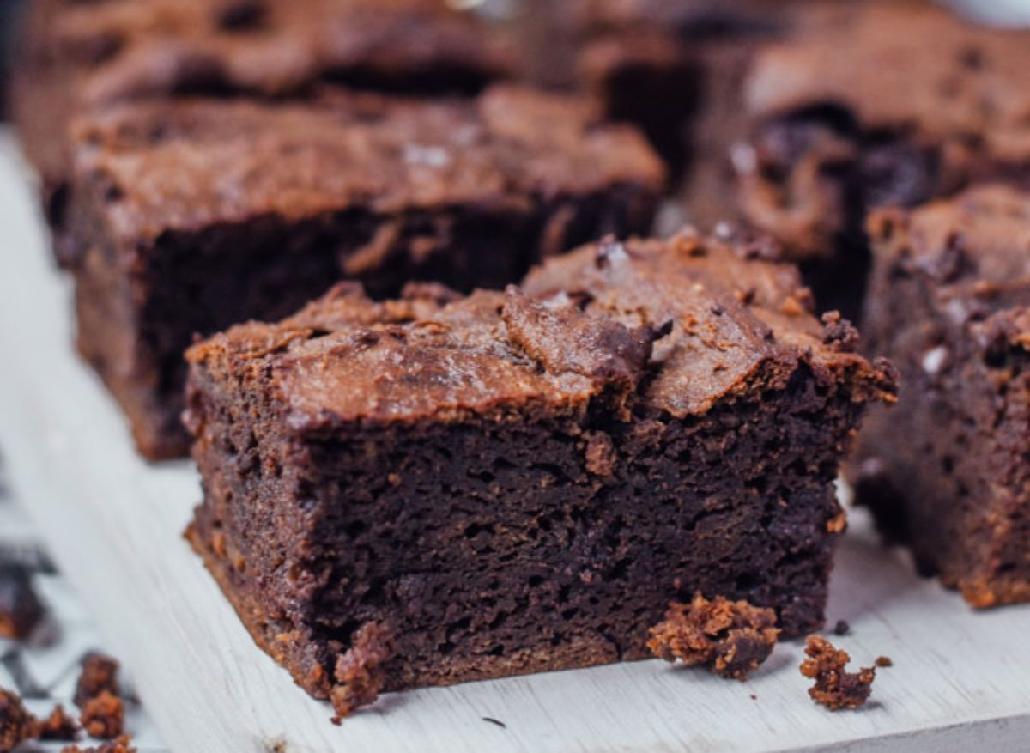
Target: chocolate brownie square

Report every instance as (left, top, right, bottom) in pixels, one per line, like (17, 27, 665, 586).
(65, 86, 663, 459)
(517, 0, 848, 192)
(11, 0, 513, 228)
(853, 185, 1030, 608)
(184, 233, 894, 716)
(735, 2, 1030, 319)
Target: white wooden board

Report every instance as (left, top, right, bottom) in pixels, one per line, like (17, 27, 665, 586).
(0, 132, 1028, 753)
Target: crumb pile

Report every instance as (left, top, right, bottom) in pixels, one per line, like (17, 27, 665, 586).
(800, 636, 876, 710)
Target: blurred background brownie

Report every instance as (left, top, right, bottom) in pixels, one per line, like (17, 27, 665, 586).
(853, 185, 1030, 608)
(735, 1, 1030, 319)
(65, 86, 663, 459)
(185, 233, 894, 716)
(11, 0, 514, 233)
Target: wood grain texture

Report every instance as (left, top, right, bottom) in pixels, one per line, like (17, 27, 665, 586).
(0, 133, 1028, 753)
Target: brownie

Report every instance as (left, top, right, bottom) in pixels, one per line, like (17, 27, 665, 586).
(516, 0, 855, 193)
(10, 0, 513, 228)
(65, 86, 663, 459)
(853, 185, 1030, 608)
(184, 233, 894, 716)
(735, 2, 1030, 319)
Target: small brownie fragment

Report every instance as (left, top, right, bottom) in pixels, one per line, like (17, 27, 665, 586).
(37, 704, 80, 741)
(0, 687, 35, 753)
(647, 593, 780, 679)
(79, 691, 124, 740)
(800, 635, 875, 711)
(330, 622, 392, 723)
(74, 654, 120, 709)
(0, 564, 45, 640)
(65, 85, 663, 459)
(737, 2, 1030, 318)
(832, 620, 850, 637)
(853, 185, 1030, 607)
(185, 233, 894, 711)
(11, 0, 513, 227)
(875, 656, 893, 668)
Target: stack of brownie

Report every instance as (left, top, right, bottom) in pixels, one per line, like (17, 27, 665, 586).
(10, 0, 1030, 721)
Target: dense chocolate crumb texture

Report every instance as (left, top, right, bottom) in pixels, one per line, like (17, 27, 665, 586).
(185, 232, 895, 713)
(0, 688, 35, 753)
(0, 564, 45, 640)
(736, 1, 1030, 315)
(800, 635, 875, 711)
(80, 692, 125, 740)
(854, 184, 1030, 607)
(37, 704, 80, 742)
(13, 0, 513, 216)
(647, 593, 780, 679)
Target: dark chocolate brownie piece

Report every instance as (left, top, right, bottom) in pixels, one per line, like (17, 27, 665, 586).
(735, 2, 1030, 319)
(11, 0, 513, 228)
(853, 185, 1030, 608)
(65, 86, 663, 459)
(516, 0, 858, 192)
(184, 233, 894, 717)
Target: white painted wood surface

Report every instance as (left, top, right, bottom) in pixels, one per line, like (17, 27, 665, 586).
(0, 133, 1028, 753)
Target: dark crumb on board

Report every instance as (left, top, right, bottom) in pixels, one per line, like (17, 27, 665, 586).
(647, 593, 781, 680)
(0, 564, 45, 640)
(800, 636, 876, 710)
(749, 694, 758, 701)
(482, 717, 507, 729)
(832, 620, 850, 636)
(875, 656, 894, 668)
(0, 687, 36, 753)
(80, 691, 125, 739)
(37, 703, 79, 740)
(61, 734, 137, 753)
(75, 653, 120, 709)
(330, 622, 393, 723)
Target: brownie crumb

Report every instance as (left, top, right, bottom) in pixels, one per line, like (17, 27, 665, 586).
(330, 622, 393, 723)
(36, 704, 79, 741)
(75, 653, 120, 709)
(800, 635, 876, 710)
(61, 735, 136, 753)
(80, 691, 124, 739)
(832, 620, 851, 637)
(0, 687, 36, 753)
(0, 564, 45, 640)
(875, 656, 894, 668)
(647, 594, 780, 680)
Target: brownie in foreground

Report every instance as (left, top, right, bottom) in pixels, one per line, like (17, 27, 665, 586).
(736, 2, 1030, 319)
(853, 185, 1030, 608)
(12, 0, 512, 226)
(185, 234, 894, 717)
(66, 86, 663, 459)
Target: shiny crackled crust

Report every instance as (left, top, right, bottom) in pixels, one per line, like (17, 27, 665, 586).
(184, 233, 894, 712)
(854, 185, 1030, 608)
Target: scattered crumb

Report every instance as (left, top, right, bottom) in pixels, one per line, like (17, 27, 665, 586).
(36, 704, 79, 741)
(800, 635, 876, 710)
(482, 717, 507, 729)
(80, 691, 124, 739)
(825, 510, 848, 534)
(0, 687, 36, 753)
(0, 564, 45, 640)
(330, 622, 392, 723)
(61, 734, 136, 753)
(875, 656, 894, 668)
(749, 694, 758, 701)
(647, 593, 780, 680)
(75, 653, 120, 708)
(832, 620, 850, 637)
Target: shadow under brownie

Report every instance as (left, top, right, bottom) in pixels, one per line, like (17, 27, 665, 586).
(734, 1, 1030, 320)
(64, 86, 663, 460)
(184, 233, 895, 718)
(853, 185, 1030, 608)
(11, 0, 513, 231)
